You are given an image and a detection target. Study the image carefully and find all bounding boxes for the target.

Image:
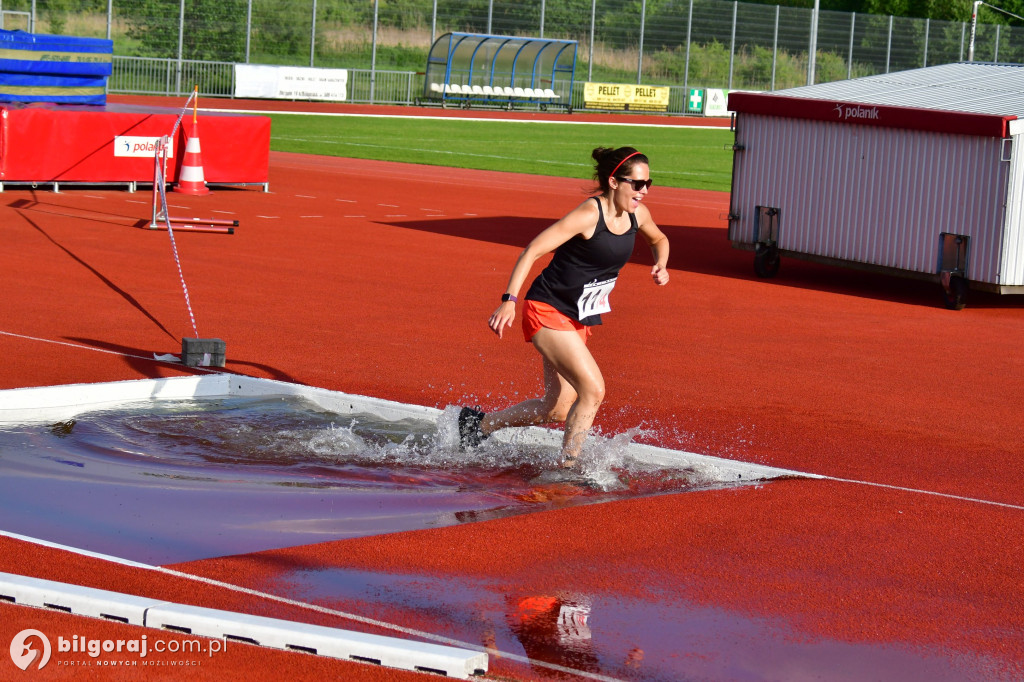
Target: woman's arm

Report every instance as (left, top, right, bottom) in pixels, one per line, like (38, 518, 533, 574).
(636, 204, 670, 286)
(488, 200, 599, 337)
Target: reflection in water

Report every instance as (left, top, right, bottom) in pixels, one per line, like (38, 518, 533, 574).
(0, 396, 732, 564)
(507, 593, 600, 675)
(283, 566, 1006, 682)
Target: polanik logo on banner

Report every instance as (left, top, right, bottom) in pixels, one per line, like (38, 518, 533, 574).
(114, 136, 174, 158)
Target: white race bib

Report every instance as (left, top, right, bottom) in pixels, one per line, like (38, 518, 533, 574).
(577, 278, 617, 319)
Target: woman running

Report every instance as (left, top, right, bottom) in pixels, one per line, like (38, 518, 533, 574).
(459, 146, 670, 467)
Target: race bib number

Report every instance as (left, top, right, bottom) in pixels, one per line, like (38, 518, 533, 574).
(577, 278, 616, 319)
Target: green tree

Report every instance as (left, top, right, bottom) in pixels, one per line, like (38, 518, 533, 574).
(123, 0, 246, 61)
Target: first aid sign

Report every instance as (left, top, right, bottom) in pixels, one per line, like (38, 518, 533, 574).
(114, 136, 172, 158)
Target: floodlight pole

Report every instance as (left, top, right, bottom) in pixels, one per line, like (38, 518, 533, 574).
(968, 0, 982, 61)
(431, 0, 437, 44)
(310, 0, 317, 67)
(588, 0, 596, 81)
(637, 0, 646, 83)
(370, 0, 378, 103)
(245, 0, 252, 63)
(176, 0, 184, 95)
(808, 0, 819, 85)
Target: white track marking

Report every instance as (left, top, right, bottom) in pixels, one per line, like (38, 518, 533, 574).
(203, 106, 726, 130)
(0, 528, 619, 681)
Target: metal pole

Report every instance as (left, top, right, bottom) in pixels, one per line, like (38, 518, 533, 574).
(994, 23, 1000, 61)
(847, 12, 855, 79)
(431, 0, 437, 44)
(886, 15, 892, 72)
(637, 0, 646, 84)
(683, 0, 693, 96)
(30, 0, 34, 32)
(540, 0, 545, 38)
(588, 0, 596, 81)
(370, 0, 378, 103)
(106, 0, 112, 40)
(808, 0, 819, 85)
(771, 5, 778, 90)
(923, 17, 929, 67)
(728, 1, 737, 90)
(968, 0, 981, 61)
(310, 0, 317, 67)
(176, 0, 184, 95)
(487, 0, 493, 34)
(245, 0, 252, 63)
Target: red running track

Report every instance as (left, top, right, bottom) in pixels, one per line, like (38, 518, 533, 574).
(0, 98, 1021, 680)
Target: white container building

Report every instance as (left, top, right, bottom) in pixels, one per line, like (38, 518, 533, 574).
(727, 62, 1024, 308)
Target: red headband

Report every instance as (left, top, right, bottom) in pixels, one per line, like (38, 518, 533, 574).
(609, 151, 642, 179)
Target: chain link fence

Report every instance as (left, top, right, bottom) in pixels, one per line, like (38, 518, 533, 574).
(1, 0, 1019, 113)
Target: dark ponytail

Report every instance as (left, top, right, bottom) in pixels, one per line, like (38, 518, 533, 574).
(592, 146, 648, 193)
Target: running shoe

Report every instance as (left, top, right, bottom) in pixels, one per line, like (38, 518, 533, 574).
(458, 406, 487, 448)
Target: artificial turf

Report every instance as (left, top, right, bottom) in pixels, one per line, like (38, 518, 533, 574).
(268, 113, 734, 192)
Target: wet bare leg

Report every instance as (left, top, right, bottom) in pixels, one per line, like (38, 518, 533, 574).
(482, 328, 604, 466)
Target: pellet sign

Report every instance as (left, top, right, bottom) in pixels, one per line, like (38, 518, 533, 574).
(114, 136, 173, 158)
(583, 82, 670, 112)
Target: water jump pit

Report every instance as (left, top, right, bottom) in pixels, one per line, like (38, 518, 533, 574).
(0, 375, 813, 565)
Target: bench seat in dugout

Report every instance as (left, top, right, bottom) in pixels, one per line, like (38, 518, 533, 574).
(422, 32, 576, 110)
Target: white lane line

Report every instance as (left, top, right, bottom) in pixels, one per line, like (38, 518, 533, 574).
(203, 106, 724, 130)
(0, 529, 613, 681)
(823, 476, 1024, 511)
(0, 530, 152, 568)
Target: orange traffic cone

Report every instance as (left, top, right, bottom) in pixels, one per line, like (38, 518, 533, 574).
(173, 120, 211, 195)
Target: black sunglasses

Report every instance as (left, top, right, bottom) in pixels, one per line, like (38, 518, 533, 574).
(615, 176, 653, 191)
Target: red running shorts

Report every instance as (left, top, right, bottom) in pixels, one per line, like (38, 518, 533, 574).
(522, 299, 591, 344)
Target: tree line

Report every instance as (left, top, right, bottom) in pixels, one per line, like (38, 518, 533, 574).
(4, 0, 1017, 63)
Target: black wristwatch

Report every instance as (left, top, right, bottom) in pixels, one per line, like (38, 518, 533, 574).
(501, 293, 518, 303)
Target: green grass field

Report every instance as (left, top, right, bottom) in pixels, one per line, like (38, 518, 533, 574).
(268, 114, 734, 193)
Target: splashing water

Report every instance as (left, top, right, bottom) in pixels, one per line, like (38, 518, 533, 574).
(0, 395, 757, 563)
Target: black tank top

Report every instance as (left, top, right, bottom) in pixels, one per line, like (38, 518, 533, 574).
(525, 197, 638, 326)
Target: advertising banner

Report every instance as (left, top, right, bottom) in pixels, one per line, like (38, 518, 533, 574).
(235, 64, 348, 101)
(704, 89, 730, 117)
(583, 82, 670, 112)
(0, 104, 269, 184)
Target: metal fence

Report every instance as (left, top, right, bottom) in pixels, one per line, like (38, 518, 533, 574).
(5, 0, 1023, 113)
(109, 56, 721, 114)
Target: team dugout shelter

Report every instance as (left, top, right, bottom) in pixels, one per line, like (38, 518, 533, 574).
(423, 32, 576, 110)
